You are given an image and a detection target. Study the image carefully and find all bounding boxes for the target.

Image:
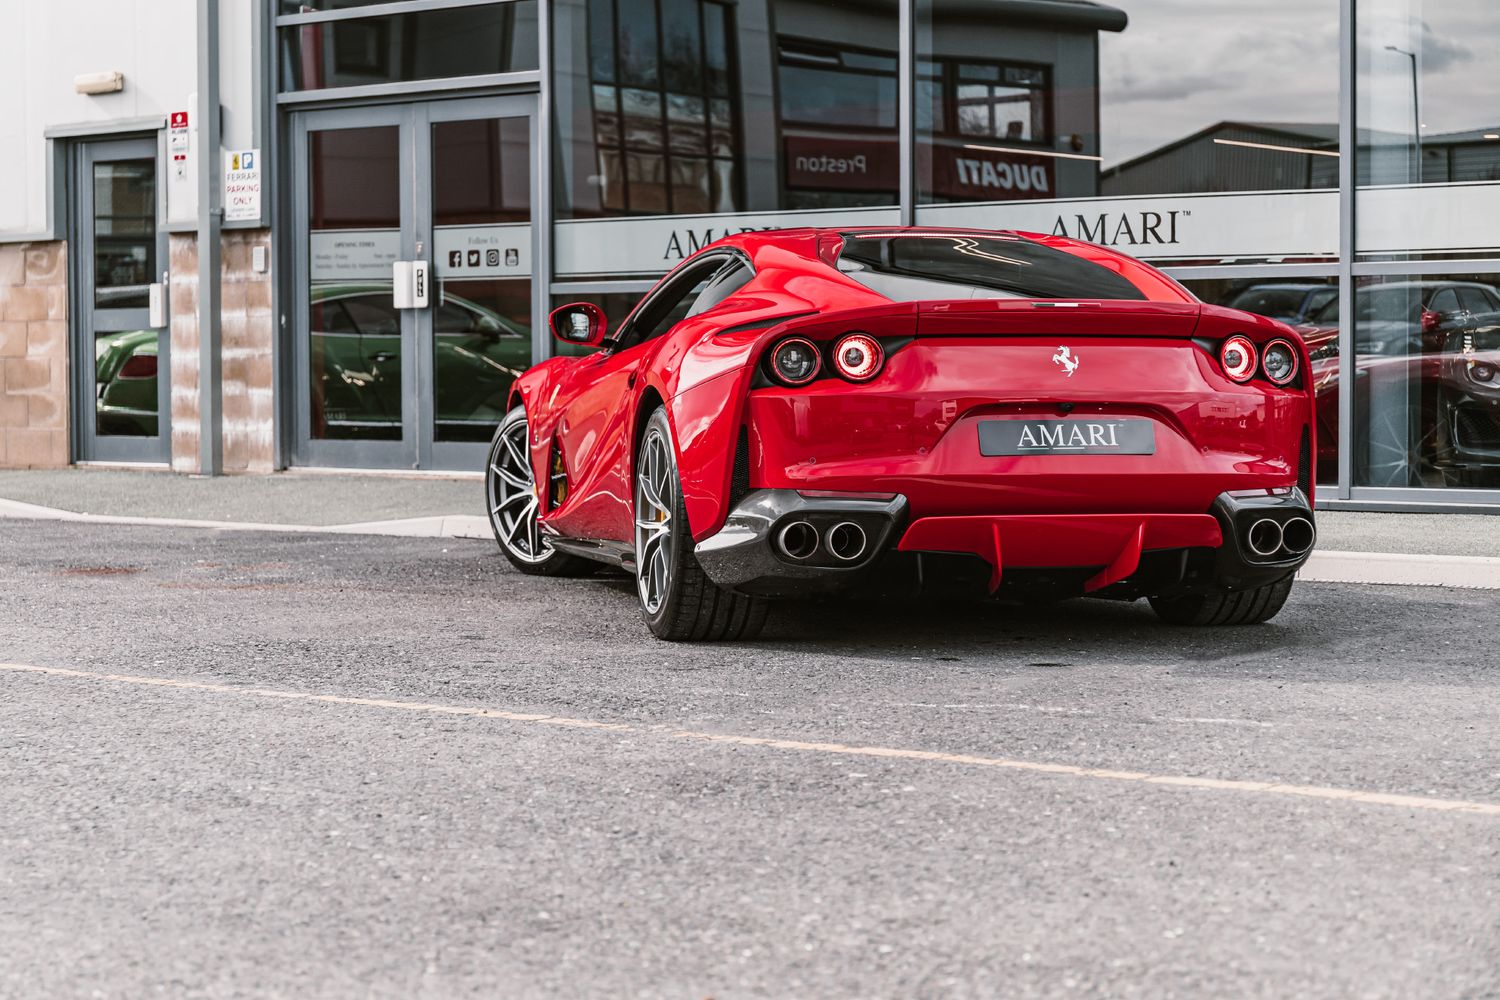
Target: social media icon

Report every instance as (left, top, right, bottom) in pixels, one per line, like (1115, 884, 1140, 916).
(448, 251, 463, 268)
(486, 249, 500, 267)
(505, 248, 519, 267)
(467, 250, 481, 267)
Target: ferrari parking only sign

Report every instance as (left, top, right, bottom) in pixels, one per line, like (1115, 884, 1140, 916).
(223, 149, 261, 223)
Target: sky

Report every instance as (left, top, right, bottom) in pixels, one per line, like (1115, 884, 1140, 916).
(1097, 0, 1500, 166)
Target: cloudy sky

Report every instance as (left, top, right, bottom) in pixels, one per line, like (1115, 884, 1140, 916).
(1097, 0, 1500, 166)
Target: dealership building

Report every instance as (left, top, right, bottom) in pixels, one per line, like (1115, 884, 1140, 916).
(1, 0, 1497, 511)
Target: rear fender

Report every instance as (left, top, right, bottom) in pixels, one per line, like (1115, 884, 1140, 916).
(670, 303, 919, 542)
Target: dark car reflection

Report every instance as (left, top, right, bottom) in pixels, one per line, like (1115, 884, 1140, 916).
(1273, 281, 1500, 488)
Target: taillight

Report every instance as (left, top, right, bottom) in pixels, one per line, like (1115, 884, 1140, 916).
(768, 337, 821, 386)
(1261, 339, 1299, 386)
(831, 332, 883, 382)
(1219, 335, 1257, 383)
(118, 354, 157, 379)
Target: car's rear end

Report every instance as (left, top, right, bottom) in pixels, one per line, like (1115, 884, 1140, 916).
(694, 230, 1317, 624)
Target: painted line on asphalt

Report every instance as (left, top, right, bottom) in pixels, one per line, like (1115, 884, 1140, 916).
(4, 496, 1496, 588)
(0, 497, 492, 540)
(3, 660, 1497, 818)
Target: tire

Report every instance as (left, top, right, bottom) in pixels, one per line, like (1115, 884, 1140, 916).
(634, 407, 768, 641)
(1148, 576, 1295, 626)
(485, 406, 596, 577)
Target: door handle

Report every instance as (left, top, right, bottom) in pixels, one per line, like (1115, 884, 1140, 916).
(392, 260, 431, 309)
(372, 351, 398, 363)
(148, 281, 166, 327)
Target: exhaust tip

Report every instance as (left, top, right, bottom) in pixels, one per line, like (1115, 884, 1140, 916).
(825, 521, 868, 563)
(776, 520, 819, 561)
(1281, 516, 1316, 555)
(1246, 517, 1284, 558)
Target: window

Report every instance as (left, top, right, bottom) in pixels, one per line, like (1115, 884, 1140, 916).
(571, 0, 739, 216)
(836, 234, 1161, 303)
(279, 3, 538, 92)
(618, 256, 730, 347)
(686, 260, 752, 316)
(1357, 0, 1500, 260)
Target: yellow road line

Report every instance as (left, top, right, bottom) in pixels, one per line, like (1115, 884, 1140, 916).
(4, 661, 1497, 817)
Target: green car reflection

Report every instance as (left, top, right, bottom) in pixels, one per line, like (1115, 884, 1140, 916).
(95, 327, 161, 435)
(94, 283, 532, 441)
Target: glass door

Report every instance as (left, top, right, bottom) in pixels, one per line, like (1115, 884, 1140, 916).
(291, 97, 538, 470)
(73, 137, 169, 463)
(293, 105, 413, 468)
(421, 100, 536, 469)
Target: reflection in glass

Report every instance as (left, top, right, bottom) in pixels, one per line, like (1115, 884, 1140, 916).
(1351, 275, 1500, 487)
(94, 328, 159, 437)
(433, 281, 532, 443)
(93, 160, 155, 309)
(1357, 0, 1500, 260)
(432, 117, 532, 444)
(914, 1, 1338, 265)
(552, 0, 900, 223)
(308, 125, 401, 441)
(91, 157, 159, 438)
(280, 3, 537, 91)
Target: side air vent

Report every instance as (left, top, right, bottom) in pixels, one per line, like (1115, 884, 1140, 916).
(728, 427, 751, 509)
(549, 438, 569, 511)
(1298, 425, 1312, 499)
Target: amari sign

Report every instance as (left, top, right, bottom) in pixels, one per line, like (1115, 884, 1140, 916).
(551, 190, 1358, 278)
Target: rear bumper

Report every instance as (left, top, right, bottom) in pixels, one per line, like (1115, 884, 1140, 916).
(694, 487, 1314, 599)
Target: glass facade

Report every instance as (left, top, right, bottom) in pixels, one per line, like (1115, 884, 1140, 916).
(266, 0, 1500, 504)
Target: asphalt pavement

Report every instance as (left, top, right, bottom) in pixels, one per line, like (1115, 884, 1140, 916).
(2, 518, 1499, 999)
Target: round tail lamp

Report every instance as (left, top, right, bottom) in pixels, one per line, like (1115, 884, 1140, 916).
(1261, 339, 1299, 386)
(1220, 335, 1258, 383)
(769, 337, 821, 386)
(831, 333, 884, 382)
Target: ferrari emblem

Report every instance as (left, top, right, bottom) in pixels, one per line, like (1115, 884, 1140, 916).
(1052, 345, 1081, 377)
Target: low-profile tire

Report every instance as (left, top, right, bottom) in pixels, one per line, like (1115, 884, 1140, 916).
(1148, 576, 1295, 626)
(486, 405, 596, 577)
(634, 407, 768, 641)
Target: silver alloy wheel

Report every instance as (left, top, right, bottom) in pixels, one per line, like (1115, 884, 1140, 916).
(488, 415, 551, 564)
(634, 426, 675, 615)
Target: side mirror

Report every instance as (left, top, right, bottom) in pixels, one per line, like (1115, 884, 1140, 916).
(550, 302, 608, 348)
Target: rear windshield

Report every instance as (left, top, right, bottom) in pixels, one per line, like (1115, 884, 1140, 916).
(836, 232, 1148, 302)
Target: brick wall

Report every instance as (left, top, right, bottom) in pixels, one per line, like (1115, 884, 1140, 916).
(167, 230, 275, 474)
(168, 234, 200, 472)
(222, 231, 275, 474)
(0, 243, 69, 468)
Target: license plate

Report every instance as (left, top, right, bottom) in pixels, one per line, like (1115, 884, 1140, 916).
(978, 418, 1156, 456)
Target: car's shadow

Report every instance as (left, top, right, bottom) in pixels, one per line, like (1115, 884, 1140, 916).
(590, 568, 1341, 670)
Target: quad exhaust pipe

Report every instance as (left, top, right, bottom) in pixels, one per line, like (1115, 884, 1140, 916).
(777, 520, 819, 561)
(825, 521, 868, 562)
(773, 519, 870, 563)
(1281, 516, 1316, 555)
(1245, 516, 1316, 558)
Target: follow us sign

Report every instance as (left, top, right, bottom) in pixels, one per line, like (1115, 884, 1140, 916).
(223, 149, 262, 223)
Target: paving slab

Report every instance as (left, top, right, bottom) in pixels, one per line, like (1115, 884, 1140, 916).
(0, 468, 483, 526)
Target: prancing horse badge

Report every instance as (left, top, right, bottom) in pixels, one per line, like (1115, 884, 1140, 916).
(1052, 345, 1081, 377)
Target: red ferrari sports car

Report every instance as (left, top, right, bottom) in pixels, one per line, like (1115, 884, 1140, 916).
(486, 228, 1317, 641)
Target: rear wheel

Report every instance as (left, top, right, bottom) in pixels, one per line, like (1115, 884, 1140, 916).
(1148, 577, 1295, 626)
(486, 406, 595, 577)
(635, 407, 768, 641)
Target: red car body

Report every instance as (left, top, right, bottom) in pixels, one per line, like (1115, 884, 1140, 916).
(490, 228, 1318, 639)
